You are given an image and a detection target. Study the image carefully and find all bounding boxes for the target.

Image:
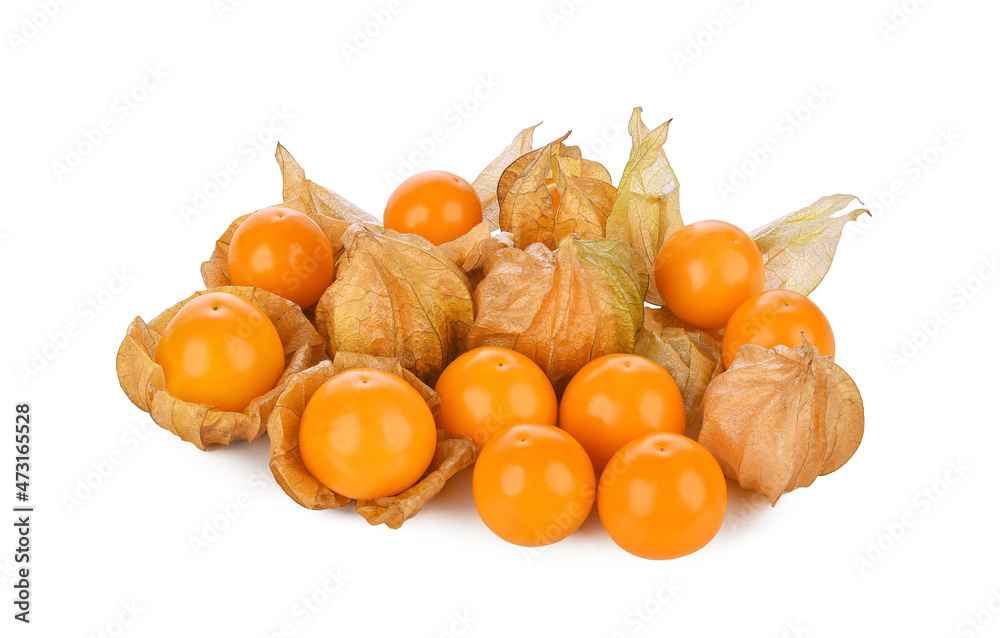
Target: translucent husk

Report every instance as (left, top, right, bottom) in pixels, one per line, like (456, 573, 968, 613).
(115, 286, 328, 450)
(698, 339, 865, 504)
(266, 351, 478, 528)
(468, 234, 648, 394)
(634, 306, 724, 439)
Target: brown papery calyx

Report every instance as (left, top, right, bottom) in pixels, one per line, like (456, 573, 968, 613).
(698, 338, 864, 504)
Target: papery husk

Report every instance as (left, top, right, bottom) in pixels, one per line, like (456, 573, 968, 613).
(498, 133, 616, 250)
(751, 194, 869, 296)
(606, 108, 683, 305)
(439, 221, 515, 286)
(115, 286, 328, 450)
(266, 352, 477, 527)
(468, 234, 648, 394)
(472, 124, 539, 230)
(275, 143, 383, 236)
(314, 225, 474, 385)
(698, 338, 864, 505)
(634, 306, 723, 439)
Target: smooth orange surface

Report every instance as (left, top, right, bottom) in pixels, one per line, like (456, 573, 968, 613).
(383, 170, 483, 245)
(598, 433, 727, 560)
(473, 424, 595, 547)
(154, 291, 285, 413)
(227, 206, 335, 309)
(435, 346, 558, 451)
(722, 289, 835, 368)
(559, 354, 686, 474)
(298, 368, 437, 500)
(654, 220, 765, 330)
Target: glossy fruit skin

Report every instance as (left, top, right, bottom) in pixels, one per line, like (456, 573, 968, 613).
(154, 292, 285, 413)
(598, 433, 727, 560)
(559, 354, 686, 474)
(722, 289, 835, 368)
(298, 368, 437, 500)
(384, 170, 483, 245)
(654, 220, 765, 330)
(227, 206, 335, 309)
(473, 424, 595, 547)
(434, 346, 558, 451)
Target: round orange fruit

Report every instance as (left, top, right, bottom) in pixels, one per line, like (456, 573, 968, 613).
(227, 206, 335, 309)
(722, 288, 835, 368)
(598, 433, 727, 560)
(384, 170, 482, 245)
(435, 346, 557, 451)
(154, 291, 285, 413)
(559, 354, 685, 473)
(473, 424, 595, 547)
(654, 220, 765, 329)
(298, 368, 437, 500)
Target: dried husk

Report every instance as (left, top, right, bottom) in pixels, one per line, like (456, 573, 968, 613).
(498, 133, 616, 250)
(436, 127, 543, 281)
(314, 224, 474, 385)
(439, 221, 515, 287)
(275, 143, 383, 237)
(634, 306, 723, 439)
(468, 234, 648, 394)
(606, 108, 683, 305)
(698, 339, 864, 504)
(115, 286, 328, 450)
(751, 194, 869, 295)
(266, 351, 477, 528)
(471, 124, 539, 230)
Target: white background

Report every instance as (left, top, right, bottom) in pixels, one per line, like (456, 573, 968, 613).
(2, 0, 998, 636)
